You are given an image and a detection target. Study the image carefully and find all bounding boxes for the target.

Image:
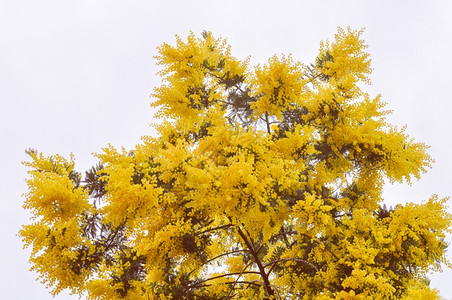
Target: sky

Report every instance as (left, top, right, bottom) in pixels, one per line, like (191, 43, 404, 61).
(1, 0, 451, 298)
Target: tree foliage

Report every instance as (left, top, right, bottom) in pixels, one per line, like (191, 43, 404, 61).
(20, 28, 451, 299)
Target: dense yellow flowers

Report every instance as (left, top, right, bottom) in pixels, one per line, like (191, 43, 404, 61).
(20, 28, 450, 299)
(249, 54, 306, 121)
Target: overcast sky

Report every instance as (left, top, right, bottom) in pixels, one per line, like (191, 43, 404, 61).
(1, 1, 452, 299)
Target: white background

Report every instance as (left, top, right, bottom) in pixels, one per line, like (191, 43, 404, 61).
(1, 1, 451, 298)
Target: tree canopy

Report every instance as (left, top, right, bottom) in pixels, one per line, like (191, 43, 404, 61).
(20, 28, 451, 299)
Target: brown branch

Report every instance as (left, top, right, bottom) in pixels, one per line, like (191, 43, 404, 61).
(265, 112, 271, 134)
(198, 271, 261, 285)
(225, 280, 262, 287)
(196, 224, 232, 236)
(237, 228, 275, 298)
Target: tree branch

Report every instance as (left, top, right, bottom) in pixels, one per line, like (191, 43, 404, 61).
(196, 224, 232, 236)
(225, 280, 262, 287)
(196, 271, 261, 286)
(237, 228, 275, 297)
(265, 112, 271, 134)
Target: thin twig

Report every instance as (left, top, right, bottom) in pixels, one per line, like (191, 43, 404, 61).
(225, 260, 254, 299)
(196, 224, 232, 236)
(196, 271, 261, 286)
(187, 249, 249, 277)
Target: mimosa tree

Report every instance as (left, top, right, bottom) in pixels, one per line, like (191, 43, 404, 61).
(20, 28, 451, 299)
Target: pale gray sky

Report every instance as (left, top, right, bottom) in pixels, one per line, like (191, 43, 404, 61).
(1, 1, 451, 299)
